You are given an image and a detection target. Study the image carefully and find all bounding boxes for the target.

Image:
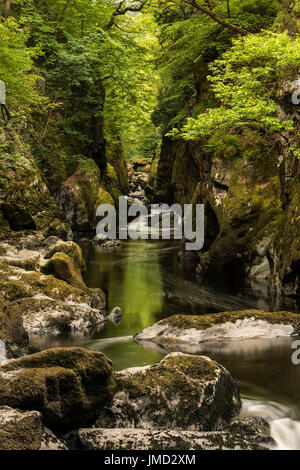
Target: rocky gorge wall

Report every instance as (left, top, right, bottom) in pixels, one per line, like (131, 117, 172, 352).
(147, 97, 300, 298)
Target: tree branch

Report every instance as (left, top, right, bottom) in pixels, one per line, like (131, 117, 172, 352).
(184, 0, 247, 35)
(104, 1, 148, 31)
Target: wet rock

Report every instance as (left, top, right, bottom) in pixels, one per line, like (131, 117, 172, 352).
(255, 238, 271, 257)
(178, 250, 200, 267)
(96, 353, 241, 431)
(131, 158, 152, 173)
(0, 406, 44, 450)
(248, 256, 270, 280)
(108, 307, 123, 325)
(92, 233, 107, 244)
(75, 417, 274, 450)
(0, 347, 115, 432)
(18, 232, 46, 251)
(134, 310, 300, 346)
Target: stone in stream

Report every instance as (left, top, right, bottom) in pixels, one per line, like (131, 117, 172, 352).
(134, 310, 300, 347)
(108, 306, 123, 324)
(74, 416, 274, 450)
(95, 352, 241, 431)
(0, 347, 115, 433)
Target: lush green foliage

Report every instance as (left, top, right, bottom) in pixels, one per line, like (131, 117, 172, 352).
(0, 17, 44, 116)
(0, 0, 299, 170)
(170, 32, 299, 142)
(151, 0, 277, 132)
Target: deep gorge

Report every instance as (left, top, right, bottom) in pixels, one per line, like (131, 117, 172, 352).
(0, 0, 299, 452)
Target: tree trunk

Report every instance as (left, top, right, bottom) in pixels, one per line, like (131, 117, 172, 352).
(3, 0, 11, 19)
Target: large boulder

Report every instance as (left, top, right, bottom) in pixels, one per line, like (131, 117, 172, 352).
(103, 163, 123, 207)
(96, 353, 241, 431)
(106, 140, 129, 194)
(0, 261, 106, 338)
(58, 162, 101, 232)
(0, 129, 69, 239)
(0, 347, 115, 432)
(134, 310, 300, 347)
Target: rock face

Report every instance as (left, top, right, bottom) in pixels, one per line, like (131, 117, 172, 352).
(0, 347, 115, 432)
(57, 162, 101, 233)
(149, 108, 300, 297)
(75, 416, 274, 450)
(0, 130, 69, 239)
(96, 353, 241, 431)
(134, 310, 300, 347)
(106, 140, 129, 194)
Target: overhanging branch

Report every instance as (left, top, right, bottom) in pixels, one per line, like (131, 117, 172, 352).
(104, 1, 148, 31)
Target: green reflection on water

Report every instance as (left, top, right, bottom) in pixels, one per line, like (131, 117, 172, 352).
(80, 240, 167, 369)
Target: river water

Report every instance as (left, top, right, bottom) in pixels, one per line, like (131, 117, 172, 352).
(32, 239, 300, 449)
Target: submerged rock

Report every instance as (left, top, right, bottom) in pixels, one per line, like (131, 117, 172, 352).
(75, 417, 274, 450)
(108, 307, 123, 324)
(134, 310, 300, 346)
(0, 347, 115, 432)
(96, 352, 241, 431)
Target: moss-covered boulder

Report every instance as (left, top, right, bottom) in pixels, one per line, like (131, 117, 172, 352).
(41, 252, 86, 289)
(0, 261, 106, 337)
(134, 310, 300, 347)
(96, 352, 241, 431)
(0, 406, 44, 450)
(0, 347, 115, 432)
(44, 241, 86, 274)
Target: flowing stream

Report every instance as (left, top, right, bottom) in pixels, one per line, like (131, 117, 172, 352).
(31, 238, 300, 449)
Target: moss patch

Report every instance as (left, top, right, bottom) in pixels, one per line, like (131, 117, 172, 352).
(0, 347, 115, 433)
(160, 310, 300, 330)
